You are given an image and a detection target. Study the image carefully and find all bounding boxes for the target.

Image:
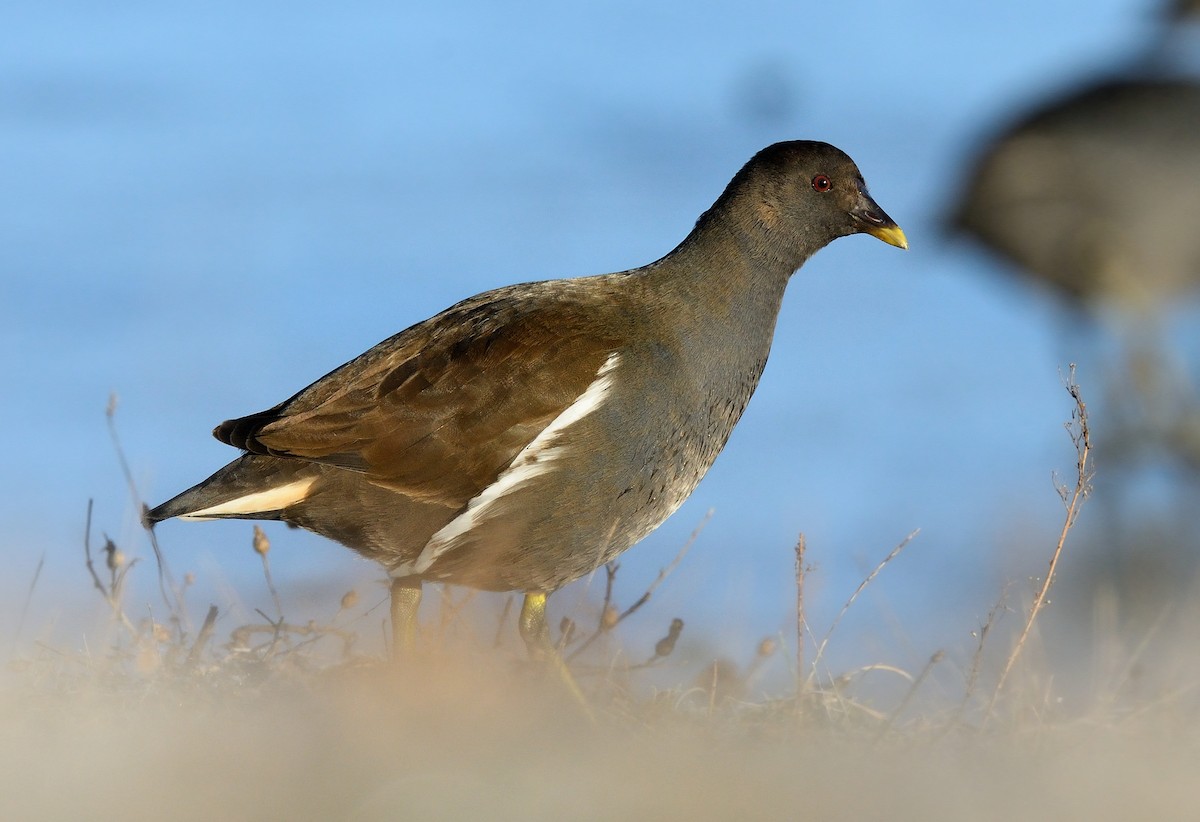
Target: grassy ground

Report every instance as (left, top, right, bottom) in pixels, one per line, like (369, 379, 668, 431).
(4, 376, 1199, 821)
(3, 635, 1198, 821)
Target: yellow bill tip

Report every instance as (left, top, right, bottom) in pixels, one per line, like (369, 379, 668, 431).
(868, 223, 908, 250)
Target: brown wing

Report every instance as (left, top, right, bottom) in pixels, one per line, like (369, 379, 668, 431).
(215, 280, 624, 508)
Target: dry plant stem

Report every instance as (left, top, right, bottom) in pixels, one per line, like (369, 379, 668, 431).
(708, 661, 719, 717)
(254, 609, 288, 658)
(259, 552, 284, 621)
(83, 500, 137, 634)
(231, 620, 356, 656)
(1120, 680, 1200, 725)
(794, 533, 806, 687)
(878, 650, 944, 740)
(106, 395, 182, 618)
(621, 617, 685, 669)
(567, 508, 711, 661)
(83, 499, 105, 598)
(562, 561, 619, 654)
(616, 508, 711, 623)
(493, 594, 515, 648)
(601, 563, 618, 626)
(1106, 602, 1172, 706)
(842, 662, 914, 685)
(14, 552, 45, 654)
(948, 590, 1010, 731)
(986, 367, 1092, 721)
(437, 587, 476, 642)
(739, 636, 778, 689)
(105, 540, 139, 606)
(185, 605, 219, 668)
(806, 529, 919, 689)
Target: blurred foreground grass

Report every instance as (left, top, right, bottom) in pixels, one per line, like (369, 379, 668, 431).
(4, 376, 1199, 820)
(3, 622, 1198, 821)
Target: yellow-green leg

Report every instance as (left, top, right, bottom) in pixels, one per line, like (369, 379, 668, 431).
(518, 591, 553, 658)
(390, 576, 423, 659)
(519, 592, 593, 719)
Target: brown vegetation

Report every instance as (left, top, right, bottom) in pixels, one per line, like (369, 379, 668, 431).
(3, 373, 1198, 820)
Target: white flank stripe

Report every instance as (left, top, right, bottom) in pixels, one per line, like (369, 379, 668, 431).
(407, 351, 621, 575)
(180, 477, 317, 520)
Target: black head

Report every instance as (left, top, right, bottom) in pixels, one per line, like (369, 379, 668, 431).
(701, 140, 906, 266)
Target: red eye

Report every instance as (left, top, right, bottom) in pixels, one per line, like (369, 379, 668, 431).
(812, 174, 832, 192)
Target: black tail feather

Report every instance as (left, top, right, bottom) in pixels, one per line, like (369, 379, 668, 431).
(213, 408, 282, 453)
(146, 454, 317, 523)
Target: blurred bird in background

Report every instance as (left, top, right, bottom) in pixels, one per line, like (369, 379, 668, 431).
(951, 0, 1200, 612)
(953, 0, 1200, 471)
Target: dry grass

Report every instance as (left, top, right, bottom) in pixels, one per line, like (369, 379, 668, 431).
(4, 374, 1200, 820)
(985, 366, 1092, 720)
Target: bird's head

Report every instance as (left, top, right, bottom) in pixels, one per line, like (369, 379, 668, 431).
(706, 140, 907, 268)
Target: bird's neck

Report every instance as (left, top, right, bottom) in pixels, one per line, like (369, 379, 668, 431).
(650, 213, 807, 322)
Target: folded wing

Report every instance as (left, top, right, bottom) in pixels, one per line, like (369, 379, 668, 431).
(215, 283, 624, 509)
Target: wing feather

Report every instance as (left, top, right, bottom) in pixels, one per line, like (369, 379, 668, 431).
(214, 280, 625, 507)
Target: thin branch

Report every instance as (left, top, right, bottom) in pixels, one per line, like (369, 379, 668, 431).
(436, 585, 476, 641)
(601, 562, 618, 629)
(949, 586, 1012, 730)
(794, 532, 806, 687)
(82, 500, 137, 634)
(617, 508, 711, 624)
(13, 552, 45, 654)
(185, 605, 219, 669)
(1105, 601, 1173, 706)
(877, 650, 944, 740)
(107, 394, 185, 621)
(986, 366, 1092, 721)
(230, 619, 356, 656)
(740, 635, 779, 691)
(566, 565, 619, 660)
(253, 608, 287, 658)
(83, 499, 106, 598)
(493, 594, 515, 648)
(806, 529, 919, 688)
(253, 526, 284, 621)
(567, 508, 710, 661)
(614, 617, 687, 671)
(841, 662, 915, 684)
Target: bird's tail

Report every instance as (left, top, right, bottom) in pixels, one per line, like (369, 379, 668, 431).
(145, 455, 319, 525)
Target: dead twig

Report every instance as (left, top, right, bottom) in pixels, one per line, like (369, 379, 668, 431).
(623, 617, 685, 669)
(794, 532, 807, 687)
(252, 526, 284, 621)
(83, 500, 106, 598)
(436, 586, 476, 642)
(567, 508, 710, 661)
(254, 608, 288, 658)
(985, 366, 1092, 721)
(616, 508, 710, 624)
(83, 499, 138, 634)
(13, 551, 45, 654)
(185, 605, 219, 669)
(493, 594, 515, 648)
(230, 619, 357, 657)
(107, 394, 183, 620)
(947, 587, 1011, 731)
(741, 635, 779, 691)
(806, 529, 919, 688)
(877, 650, 944, 740)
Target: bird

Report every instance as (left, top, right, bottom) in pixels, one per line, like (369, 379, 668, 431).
(951, 0, 1200, 311)
(146, 140, 906, 661)
(950, 3, 1200, 472)
(951, 79, 1200, 313)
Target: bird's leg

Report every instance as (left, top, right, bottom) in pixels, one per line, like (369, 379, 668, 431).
(389, 576, 423, 659)
(519, 592, 593, 719)
(518, 591, 553, 659)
